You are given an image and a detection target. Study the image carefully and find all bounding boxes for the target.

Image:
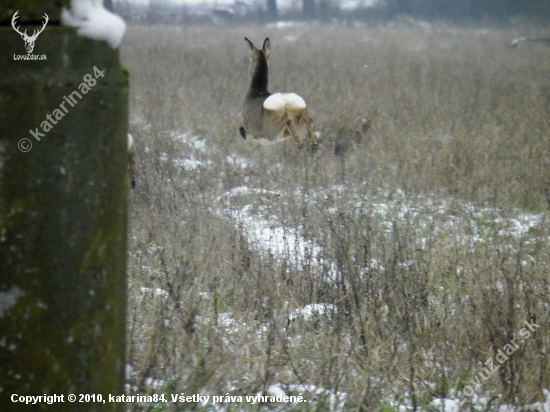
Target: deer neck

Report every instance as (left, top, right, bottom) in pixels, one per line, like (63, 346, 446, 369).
(248, 55, 269, 97)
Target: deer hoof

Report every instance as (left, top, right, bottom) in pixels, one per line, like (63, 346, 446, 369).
(239, 127, 247, 140)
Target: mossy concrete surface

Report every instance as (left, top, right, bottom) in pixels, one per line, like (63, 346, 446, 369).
(1, 1, 69, 24)
(0, 26, 129, 411)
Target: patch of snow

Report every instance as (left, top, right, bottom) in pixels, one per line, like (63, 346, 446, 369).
(168, 131, 206, 151)
(225, 155, 250, 169)
(288, 383, 347, 410)
(127, 133, 134, 151)
(0, 286, 24, 318)
(139, 287, 168, 298)
(144, 377, 164, 390)
(431, 398, 460, 412)
(61, 0, 126, 49)
(173, 157, 211, 170)
(289, 303, 337, 321)
(498, 389, 550, 411)
(266, 384, 287, 397)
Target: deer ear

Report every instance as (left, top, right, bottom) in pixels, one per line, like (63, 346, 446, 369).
(244, 37, 256, 56)
(262, 38, 271, 59)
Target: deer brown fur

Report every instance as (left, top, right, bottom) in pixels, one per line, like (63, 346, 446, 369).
(238, 38, 318, 149)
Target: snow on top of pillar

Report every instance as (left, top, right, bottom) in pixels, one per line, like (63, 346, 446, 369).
(61, 0, 126, 49)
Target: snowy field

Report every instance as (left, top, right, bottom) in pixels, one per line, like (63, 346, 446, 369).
(123, 23, 550, 411)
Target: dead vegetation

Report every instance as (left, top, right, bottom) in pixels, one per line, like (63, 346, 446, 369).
(122, 23, 550, 411)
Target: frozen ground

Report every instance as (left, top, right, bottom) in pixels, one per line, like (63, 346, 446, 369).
(128, 129, 550, 411)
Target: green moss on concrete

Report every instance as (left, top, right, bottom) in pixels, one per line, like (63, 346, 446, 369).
(1, 0, 70, 24)
(0, 26, 128, 411)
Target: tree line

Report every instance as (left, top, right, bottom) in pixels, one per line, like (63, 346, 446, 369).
(381, 0, 550, 20)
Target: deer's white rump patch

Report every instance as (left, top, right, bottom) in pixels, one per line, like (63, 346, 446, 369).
(263, 93, 306, 112)
(61, 0, 126, 49)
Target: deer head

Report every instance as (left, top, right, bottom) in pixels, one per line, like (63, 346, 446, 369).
(12, 11, 49, 54)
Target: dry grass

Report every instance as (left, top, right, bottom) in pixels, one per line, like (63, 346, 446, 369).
(121, 23, 550, 411)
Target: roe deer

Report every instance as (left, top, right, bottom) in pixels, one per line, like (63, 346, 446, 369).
(238, 37, 318, 150)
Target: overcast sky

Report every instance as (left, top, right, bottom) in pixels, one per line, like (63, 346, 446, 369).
(125, 0, 378, 7)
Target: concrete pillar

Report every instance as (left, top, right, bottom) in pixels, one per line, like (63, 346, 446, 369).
(0, 3, 129, 410)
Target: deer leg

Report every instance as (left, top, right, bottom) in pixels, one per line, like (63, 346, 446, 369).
(285, 112, 303, 149)
(237, 119, 247, 140)
(303, 109, 319, 150)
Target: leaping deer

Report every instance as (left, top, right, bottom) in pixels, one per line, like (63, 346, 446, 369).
(11, 11, 49, 54)
(238, 38, 318, 150)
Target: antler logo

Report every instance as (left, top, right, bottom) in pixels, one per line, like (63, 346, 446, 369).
(12, 11, 49, 54)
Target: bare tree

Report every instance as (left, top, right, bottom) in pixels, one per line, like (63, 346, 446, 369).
(303, 0, 315, 19)
(267, 0, 278, 20)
